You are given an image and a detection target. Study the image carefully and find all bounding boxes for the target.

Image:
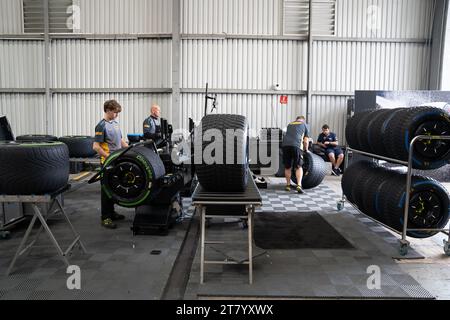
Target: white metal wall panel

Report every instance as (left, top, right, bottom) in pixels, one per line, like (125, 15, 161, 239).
(180, 93, 307, 136)
(0, 41, 45, 88)
(51, 39, 172, 88)
(79, 0, 172, 34)
(181, 0, 279, 35)
(0, 0, 23, 34)
(0, 94, 46, 135)
(50, 93, 172, 137)
(335, 0, 436, 39)
(312, 41, 431, 92)
(181, 39, 308, 90)
(310, 95, 351, 144)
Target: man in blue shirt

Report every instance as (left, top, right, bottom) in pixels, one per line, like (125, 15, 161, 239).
(317, 124, 344, 176)
(282, 116, 309, 194)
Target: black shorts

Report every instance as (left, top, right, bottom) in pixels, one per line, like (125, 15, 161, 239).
(282, 146, 303, 169)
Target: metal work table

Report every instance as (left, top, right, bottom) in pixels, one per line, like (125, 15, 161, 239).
(192, 174, 262, 284)
(0, 185, 87, 275)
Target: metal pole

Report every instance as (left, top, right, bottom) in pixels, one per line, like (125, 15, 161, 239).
(306, 0, 313, 131)
(43, 0, 52, 135)
(172, 0, 181, 130)
(200, 205, 205, 284)
(403, 135, 450, 240)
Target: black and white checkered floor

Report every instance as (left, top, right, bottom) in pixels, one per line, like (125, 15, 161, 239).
(0, 179, 436, 299)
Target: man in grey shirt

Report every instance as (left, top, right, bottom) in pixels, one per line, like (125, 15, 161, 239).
(282, 116, 309, 193)
(93, 100, 129, 229)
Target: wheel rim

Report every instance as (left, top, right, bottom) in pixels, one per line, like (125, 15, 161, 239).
(409, 191, 442, 228)
(413, 120, 450, 160)
(106, 160, 148, 200)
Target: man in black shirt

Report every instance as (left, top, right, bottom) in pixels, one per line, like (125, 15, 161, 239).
(143, 104, 162, 144)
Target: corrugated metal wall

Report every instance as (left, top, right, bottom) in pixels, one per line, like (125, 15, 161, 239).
(336, 0, 436, 38)
(0, 41, 44, 88)
(181, 39, 308, 90)
(52, 39, 172, 88)
(181, 93, 307, 135)
(80, 0, 172, 34)
(0, 0, 23, 34)
(0, 0, 442, 144)
(50, 93, 172, 137)
(181, 0, 280, 35)
(310, 95, 351, 143)
(0, 94, 46, 135)
(311, 41, 431, 92)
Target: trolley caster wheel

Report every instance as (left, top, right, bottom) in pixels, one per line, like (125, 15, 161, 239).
(443, 240, 450, 256)
(0, 231, 10, 240)
(399, 243, 409, 256)
(337, 200, 345, 211)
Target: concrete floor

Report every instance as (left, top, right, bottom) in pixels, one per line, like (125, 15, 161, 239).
(1, 165, 449, 300)
(322, 164, 450, 300)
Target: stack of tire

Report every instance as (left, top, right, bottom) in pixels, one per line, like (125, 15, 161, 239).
(0, 141, 70, 195)
(195, 114, 250, 192)
(16, 134, 97, 158)
(345, 106, 450, 169)
(342, 161, 450, 238)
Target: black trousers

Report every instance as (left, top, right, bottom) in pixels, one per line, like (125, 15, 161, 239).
(101, 184, 115, 220)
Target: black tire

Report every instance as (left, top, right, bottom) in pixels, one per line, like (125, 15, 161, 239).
(0, 141, 69, 195)
(195, 114, 250, 192)
(360, 166, 392, 221)
(355, 111, 376, 152)
(350, 162, 379, 211)
(341, 160, 374, 204)
(291, 151, 328, 189)
(380, 174, 450, 238)
(384, 106, 450, 169)
(366, 109, 393, 155)
(345, 110, 372, 150)
(102, 146, 166, 207)
(16, 134, 58, 143)
(368, 108, 403, 156)
(58, 136, 96, 158)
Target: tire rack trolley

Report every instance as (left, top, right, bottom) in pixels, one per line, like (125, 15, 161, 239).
(192, 173, 262, 284)
(0, 185, 87, 275)
(337, 135, 450, 256)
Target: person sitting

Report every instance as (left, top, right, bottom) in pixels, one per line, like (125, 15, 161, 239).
(317, 124, 344, 176)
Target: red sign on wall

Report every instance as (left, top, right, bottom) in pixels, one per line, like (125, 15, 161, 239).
(280, 96, 288, 104)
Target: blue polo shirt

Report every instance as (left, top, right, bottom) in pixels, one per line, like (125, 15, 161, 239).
(318, 132, 339, 152)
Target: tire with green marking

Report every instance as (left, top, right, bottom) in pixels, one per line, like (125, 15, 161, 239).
(0, 141, 69, 195)
(58, 136, 96, 158)
(16, 134, 58, 142)
(101, 146, 166, 207)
